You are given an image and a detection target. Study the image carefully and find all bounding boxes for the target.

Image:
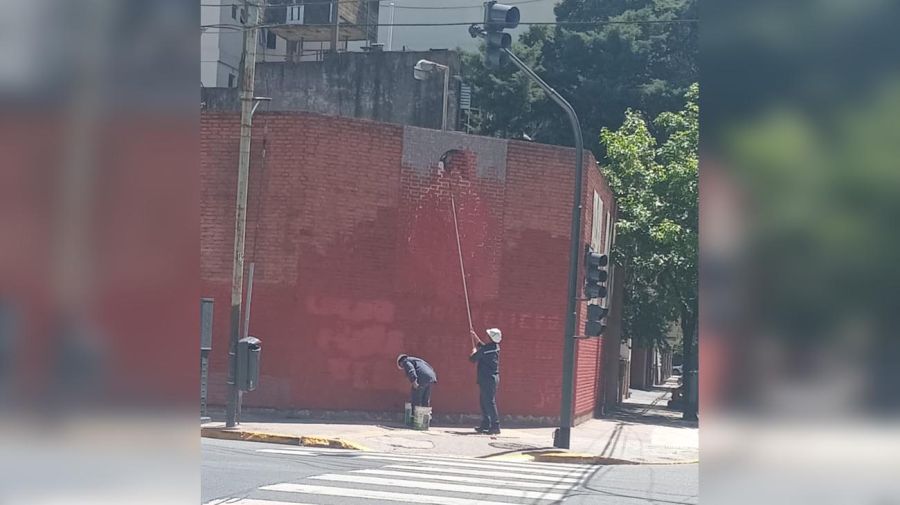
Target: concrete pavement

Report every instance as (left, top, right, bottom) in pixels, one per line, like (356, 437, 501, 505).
(202, 387, 698, 464)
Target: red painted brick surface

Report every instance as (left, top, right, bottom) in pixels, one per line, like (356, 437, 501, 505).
(201, 111, 615, 420)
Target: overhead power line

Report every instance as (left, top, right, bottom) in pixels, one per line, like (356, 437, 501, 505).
(202, 19, 699, 31)
(201, 0, 552, 9)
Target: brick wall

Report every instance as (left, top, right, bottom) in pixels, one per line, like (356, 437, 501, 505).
(201, 111, 615, 422)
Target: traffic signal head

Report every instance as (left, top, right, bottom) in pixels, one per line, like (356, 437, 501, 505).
(585, 304, 609, 337)
(583, 250, 609, 299)
(484, 2, 520, 31)
(481, 2, 519, 68)
(484, 31, 513, 68)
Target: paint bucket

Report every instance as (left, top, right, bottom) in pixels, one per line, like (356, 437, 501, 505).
(412, 406, 432, 431)
(404, 403, 413, 427)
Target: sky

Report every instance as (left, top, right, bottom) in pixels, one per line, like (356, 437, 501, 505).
(375, 0, 558, 52)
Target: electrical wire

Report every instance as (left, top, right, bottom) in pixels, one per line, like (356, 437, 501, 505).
(201, 0, 552, 9)
(202, 19, 699, 31)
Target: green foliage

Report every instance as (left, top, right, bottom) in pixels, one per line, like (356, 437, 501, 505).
(461, 0, 697, 157)
(600, 84, 698, 345)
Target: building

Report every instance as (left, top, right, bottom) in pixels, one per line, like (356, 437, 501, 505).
(201, 50, 462, 131)
(201, 0, 291, 88)
(630, 324, 678, 390)
(201, 111, 617, 425)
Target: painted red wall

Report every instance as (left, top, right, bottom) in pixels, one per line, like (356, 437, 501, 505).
(201, 111, 615, 422)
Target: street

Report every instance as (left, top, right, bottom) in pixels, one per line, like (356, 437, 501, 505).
(202, 439, 698, 505)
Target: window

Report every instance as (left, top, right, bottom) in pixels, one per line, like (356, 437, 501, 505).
(605, 210, 614, 255)
(228, 73, 235, 88)
(591, 191, 604, 252)
(287, 5, 304, 23)
(231, 4, 237, 19)
(266, 29, 277, 49)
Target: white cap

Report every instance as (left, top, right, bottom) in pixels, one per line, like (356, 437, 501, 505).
(486, 328, 502, 343)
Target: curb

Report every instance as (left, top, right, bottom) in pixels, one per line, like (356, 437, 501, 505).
(531, 452, 638, 465)
(200, 426, 370, 451)
(510, 450, 698, 466)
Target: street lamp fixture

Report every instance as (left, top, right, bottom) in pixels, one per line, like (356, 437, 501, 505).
(413, 59, 450, 131)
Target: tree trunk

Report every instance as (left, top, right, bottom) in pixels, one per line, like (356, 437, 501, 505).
(680, 306, 698, 420)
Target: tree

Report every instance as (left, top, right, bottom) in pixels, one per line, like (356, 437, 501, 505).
(600, 84, 698, 417)
(462, 0, 698, 160)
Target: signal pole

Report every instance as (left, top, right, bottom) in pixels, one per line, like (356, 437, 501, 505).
(502, 48, 585, 449)
(470, 3, 586, 448)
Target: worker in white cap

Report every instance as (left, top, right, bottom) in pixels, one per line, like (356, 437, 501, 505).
(469, 328, 502, 434)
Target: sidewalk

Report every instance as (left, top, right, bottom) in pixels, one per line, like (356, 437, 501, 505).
(202, 383, 697, 464)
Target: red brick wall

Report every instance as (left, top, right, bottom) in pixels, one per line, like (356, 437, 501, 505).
(201, 111, 614, 421)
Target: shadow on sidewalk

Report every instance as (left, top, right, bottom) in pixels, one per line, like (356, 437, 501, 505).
(604, 387, 698, 429)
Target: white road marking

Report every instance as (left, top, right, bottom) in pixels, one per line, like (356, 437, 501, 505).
(354, 468, 576, 490)
(386, 464, 582, 483)
(309, 473, 565, 501)
(256, 449, 319, 456)
(260, 483, 519, 505)
(357, 455, 589, 476)
(204, 499, 315, 505)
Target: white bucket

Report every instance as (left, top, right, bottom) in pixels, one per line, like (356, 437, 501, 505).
(412, 406, 432, 431)
(404, 403, 413, 427)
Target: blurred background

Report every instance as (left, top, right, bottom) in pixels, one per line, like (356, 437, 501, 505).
(1, 0, 899, 503)
(701, 0, 900, 503)
(0, 0, 198, 503)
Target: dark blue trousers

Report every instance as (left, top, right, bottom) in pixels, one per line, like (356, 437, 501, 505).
(411, 383, 433, 407)
(478, 375, 499, 427)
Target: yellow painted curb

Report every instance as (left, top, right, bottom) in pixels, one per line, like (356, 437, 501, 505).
(482, 453, 536, 462)
(200, 427, 369, 451)
(525, 450, 698, 466)
(531, 452, 638, 465)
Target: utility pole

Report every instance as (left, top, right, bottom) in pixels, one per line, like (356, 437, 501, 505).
(225, 0, 265, 428)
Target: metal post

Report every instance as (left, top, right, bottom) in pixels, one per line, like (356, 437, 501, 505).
(441, 66, 450, 131)
(200, 298, 214, 423)
(226, 0, 265, 429)
(503, 48, 584, 449)
(242, 263, 255, 341)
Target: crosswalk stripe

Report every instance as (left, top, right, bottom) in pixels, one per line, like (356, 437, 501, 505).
(359, 452, 592, 470)
(260, 483, 518, 505)
(354, 468, 575, 490)
(204, 499, 315, 505)
(260, 447, 592, 471)
(386, 464, 582, 483)
(310, 473, 565, 501)
(256, 449, 319, 456)
(357, 455, 588, 476)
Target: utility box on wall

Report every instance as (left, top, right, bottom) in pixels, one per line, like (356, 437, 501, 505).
(236, 336, 261, 392)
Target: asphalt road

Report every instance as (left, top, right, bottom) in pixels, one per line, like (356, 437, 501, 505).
(202, 438, 698, 505)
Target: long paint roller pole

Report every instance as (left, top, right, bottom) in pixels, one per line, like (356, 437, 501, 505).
(448, 177, 476, 349)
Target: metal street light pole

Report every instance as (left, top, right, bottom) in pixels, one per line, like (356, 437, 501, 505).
(503, 47, 584, 449)
(440, 66, 449, 130)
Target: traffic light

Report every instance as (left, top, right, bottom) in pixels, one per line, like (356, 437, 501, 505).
(482, 1, 520, 68)
(583, 249, 609, 299)
(585, 304, 609, 337)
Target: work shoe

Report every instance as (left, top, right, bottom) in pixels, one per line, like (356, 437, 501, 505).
(486, 425, 501, 435)
(475, 425, 489, 433)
